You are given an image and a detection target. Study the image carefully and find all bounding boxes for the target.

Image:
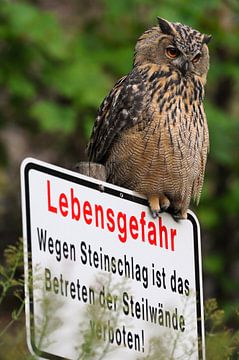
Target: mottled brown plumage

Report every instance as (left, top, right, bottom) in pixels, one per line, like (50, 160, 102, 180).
(87, 18, 211, 219)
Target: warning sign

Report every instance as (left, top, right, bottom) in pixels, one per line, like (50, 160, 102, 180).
(21, 158, 205, 360)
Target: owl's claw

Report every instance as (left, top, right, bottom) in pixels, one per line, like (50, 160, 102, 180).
(171, 208, 188, 220)
(159, 195, 170, 211)
(151, 209, 162, 218)
(148, 194, 160, 218)
(173, 212, 188, 220)
(148, 194, 170, 218)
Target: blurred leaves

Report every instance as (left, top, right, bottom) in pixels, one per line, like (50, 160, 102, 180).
(30, 101, 77, 133)
(206, 102, 239, 165)
(0, 1, 113, 135)
(0, 239, 24, 305)
(205, 299, 239, 359)
(203, 254, 224, 275)
(1, 2, 68, 59)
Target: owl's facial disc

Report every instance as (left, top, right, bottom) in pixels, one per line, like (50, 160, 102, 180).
(165, 46, 191, 76)
(165, 42, 205, 77)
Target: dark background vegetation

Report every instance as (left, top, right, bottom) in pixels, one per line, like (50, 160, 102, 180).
(0, 0, 238, 358)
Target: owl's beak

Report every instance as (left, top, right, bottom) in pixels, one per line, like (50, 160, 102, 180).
(180, 59, 189, 76)
(174, 56, 190, 76)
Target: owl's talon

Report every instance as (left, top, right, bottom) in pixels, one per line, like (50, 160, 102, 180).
(159, 195, 170, 211)
(151, 210, 158, 218)
(179, 211, 188, 220)
(173, 210, 188, 220)
(151, 209, 162, 218)
(148, 195, 161, 218)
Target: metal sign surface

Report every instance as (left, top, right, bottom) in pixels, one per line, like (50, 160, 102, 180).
(21, 157, 205, 360)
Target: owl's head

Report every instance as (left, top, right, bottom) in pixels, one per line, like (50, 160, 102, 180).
(134, 17, 211, 83)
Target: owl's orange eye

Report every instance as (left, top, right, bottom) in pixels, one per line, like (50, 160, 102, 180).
(192, 53, 201, 63)
(166, 47, 180, 59)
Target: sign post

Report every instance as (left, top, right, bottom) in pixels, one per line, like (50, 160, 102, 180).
(21, 157, 205, 360)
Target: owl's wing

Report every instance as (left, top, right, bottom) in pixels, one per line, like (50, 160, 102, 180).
(192, 123, 209, 203)
(87, 68, 146, 163)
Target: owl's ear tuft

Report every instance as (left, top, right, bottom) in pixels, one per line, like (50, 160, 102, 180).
(202, 34, 212, 44)
(157, 17, 174, 35)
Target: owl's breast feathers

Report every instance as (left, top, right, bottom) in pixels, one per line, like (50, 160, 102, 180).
(87, 64, 209, 203)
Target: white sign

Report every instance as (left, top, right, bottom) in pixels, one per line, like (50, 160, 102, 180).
(21, 157, 205, 360)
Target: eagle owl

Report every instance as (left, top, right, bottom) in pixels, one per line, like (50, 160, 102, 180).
(87, 17, 211, 219)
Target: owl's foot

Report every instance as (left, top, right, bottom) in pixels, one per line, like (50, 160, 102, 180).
(148, 194, 170, 218)
(172, 208, 188, 220)
(159, 194, 170, 211)
(148, 195, 161, 218)
(173, 212, 187, 220)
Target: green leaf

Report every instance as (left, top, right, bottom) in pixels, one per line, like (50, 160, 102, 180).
(204, 254, 224, 275)
(206, 102, 239, 165)
(198, 206, 219, 228)
(222, 180, 239, 214)
(30, 101, 77, 134)
(8, 72, 36, 99)
(2, 2, 67, 59)
(43, 58, 112, 108)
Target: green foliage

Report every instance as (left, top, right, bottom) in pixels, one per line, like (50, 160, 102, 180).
(0, 1, 112, 135)
(0, 240, 25, 346)
(30, 101, 77, 134)
(206, 103, 239, 166)
(203, 253, 224, 275)
(0, 239, 24, 307)
(1, 2, 66, 58)
(205, 299, 239, 359)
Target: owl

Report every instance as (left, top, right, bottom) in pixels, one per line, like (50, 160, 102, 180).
(87, 17, 211, 219)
